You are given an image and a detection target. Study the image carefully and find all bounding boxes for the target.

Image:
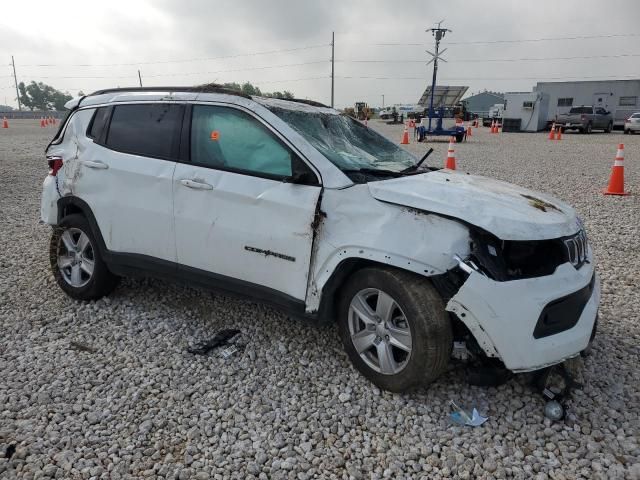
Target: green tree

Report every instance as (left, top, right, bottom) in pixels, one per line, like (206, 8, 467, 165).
(18, 81, 72, 111)
(218, 82, 293, 99)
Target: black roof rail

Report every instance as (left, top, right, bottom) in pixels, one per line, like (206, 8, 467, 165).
(88, 84, 251, 99)
(86, 85, 331, 108)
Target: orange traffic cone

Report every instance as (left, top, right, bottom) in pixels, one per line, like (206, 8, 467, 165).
(400, 124, 410, 144)
(445, 137, 457, 170)
(2, 117, 8, 129)
(40, 117, 46, 128)
(603, 144, 629, 195)
(549, 123, 556, 140)
(556, 127, 562, 140)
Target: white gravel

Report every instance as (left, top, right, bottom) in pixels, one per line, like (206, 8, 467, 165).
(1, 119, 639, 479)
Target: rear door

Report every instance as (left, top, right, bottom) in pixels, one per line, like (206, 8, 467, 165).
(74, 103, 183, 261)
(595, 107, 609, 128)
(173, 104, 321, 303)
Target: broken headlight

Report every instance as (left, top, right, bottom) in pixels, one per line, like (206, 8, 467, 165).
(466, 229, 573, 281)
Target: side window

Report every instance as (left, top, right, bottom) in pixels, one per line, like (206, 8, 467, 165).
(87, 107, 111, 140)
(105, 103, 183, 160)
(619, 96, 637, 106)
(557, 98, 573, 107)
(191, 105, 295, 178)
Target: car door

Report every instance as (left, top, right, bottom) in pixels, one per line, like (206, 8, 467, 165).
(73, 103, 183, 262)
(173, 104, 322, 304)
(595, 107, 608, 128)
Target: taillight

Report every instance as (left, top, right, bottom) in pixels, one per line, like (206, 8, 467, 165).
(47, 155, 63, 176)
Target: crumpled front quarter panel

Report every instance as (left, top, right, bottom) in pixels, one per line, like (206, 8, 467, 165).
(306, 185, 470, 312)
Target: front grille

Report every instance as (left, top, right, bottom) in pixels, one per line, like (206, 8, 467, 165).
(563, 230, 588, 269)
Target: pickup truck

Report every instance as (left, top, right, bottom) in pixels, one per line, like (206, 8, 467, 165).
(557, 106, 613, 133)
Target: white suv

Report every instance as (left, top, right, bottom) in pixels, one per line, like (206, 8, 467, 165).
(41, 86, 599, 392)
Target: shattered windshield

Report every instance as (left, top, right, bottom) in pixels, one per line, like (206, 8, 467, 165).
(268, 108, 418, 174)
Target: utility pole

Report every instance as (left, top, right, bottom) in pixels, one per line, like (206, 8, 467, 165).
(11, 55, 21, 111)
(138, 70, 143, 87)
(381, 94, 385, 109)
(330, 32, 335, 108)
(425, 21, 451, 131)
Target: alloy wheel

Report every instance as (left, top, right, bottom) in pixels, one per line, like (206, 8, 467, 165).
(57, 228, 95, 288)
(348, 288, 412, 375)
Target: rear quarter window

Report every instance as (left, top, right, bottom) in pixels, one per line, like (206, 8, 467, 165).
(87, 107, 111, 140)
(105, 103, 184, 160)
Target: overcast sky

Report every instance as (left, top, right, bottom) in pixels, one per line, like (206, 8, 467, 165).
(2, 0, 639, 109)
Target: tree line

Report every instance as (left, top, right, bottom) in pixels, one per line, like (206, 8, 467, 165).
(10, 81, 294, 111)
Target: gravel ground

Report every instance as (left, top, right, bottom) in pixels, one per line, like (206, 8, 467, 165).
(1, 118, 639, 479)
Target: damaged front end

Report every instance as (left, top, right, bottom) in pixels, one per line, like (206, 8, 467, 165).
(435, 226, 599, 373)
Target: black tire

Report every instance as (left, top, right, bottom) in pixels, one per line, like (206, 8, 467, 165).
(50, 214, 119, 301)
(624, 128, 630, 135)
(605, 122, 613, 133)
(337, 267, 452, 392)
(586, 122, 592, 134)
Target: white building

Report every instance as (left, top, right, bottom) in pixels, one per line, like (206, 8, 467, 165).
(535, 79, 640, 127)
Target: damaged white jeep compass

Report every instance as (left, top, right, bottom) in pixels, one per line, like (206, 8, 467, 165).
(41, 86, 599, 392)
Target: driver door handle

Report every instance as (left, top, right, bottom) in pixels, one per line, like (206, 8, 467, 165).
(180, 179, 213, 190)
(82, 160, 109, 170)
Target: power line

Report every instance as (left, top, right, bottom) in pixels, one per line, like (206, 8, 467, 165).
(374, 33, 640, 46)
(257, 75, 329, 85)
(336, 73, 640, 81)
(336, 53, 640, 64)
(20, 60, 328, 80)
(15, 44, 329, 68)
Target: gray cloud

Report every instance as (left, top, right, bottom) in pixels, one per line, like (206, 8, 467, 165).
(2, 0, 639, 108)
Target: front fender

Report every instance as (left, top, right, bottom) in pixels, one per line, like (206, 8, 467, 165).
(305, 185, 470, 313)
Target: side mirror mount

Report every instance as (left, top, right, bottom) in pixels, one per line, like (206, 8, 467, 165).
(285, 155, 320, 186)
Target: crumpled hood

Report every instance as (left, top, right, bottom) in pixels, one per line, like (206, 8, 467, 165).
(368, 170, 580, 240)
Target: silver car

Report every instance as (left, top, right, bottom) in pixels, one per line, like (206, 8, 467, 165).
(624, 112, 640, 134)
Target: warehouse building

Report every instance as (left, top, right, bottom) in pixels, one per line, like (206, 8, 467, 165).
(461, 91, 504, 118)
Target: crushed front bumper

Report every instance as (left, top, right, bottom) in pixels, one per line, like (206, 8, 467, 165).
(446, 256, 599, 372)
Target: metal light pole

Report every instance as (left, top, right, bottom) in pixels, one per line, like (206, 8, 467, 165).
(11, 55, 21, 111)
(381, 94, 385, 109)
(425, 21, 451, 131)
(330, 32, 335, 108)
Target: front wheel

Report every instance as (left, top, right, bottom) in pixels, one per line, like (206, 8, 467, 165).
(338, 267, 452, 392)
(605, 122, 613, 133)
(585, 122, 593, 134)
(50, 214, 119, 301)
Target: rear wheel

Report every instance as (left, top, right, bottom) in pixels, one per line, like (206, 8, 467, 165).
(338, 267, 452, 392)
(605, 121, 613, 133)
(50, 214, 119, 301)
(585, 122, 593, 134)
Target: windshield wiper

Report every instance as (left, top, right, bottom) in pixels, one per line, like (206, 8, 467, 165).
(401, 148, 434, 174)
(341, 168, 404, 177)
